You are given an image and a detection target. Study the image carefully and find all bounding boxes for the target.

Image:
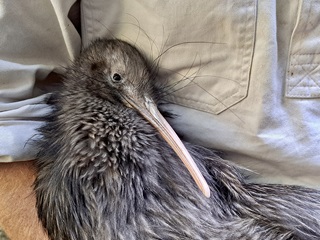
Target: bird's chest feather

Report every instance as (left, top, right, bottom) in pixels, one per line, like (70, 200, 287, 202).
(43, 97, 171, 237)
(60, 96, 155, 163)
(40, 95, 210, 239)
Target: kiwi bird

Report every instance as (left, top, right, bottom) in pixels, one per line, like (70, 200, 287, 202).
(34, 39, 320, 240)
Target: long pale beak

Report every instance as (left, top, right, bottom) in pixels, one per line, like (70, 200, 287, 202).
(124, 95, 210, 198)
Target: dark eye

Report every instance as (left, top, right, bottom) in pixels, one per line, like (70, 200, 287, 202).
(112, 73, 122, 82)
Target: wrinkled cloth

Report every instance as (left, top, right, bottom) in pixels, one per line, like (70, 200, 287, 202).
(1, 0, 320, 187)
(0, 0, 80, 160)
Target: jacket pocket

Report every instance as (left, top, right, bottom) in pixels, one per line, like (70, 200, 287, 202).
(163, 0, 257, 114)
(286, 0, 320, 98)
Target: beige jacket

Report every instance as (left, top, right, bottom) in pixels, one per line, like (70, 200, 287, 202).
(1, 0, 320, 187)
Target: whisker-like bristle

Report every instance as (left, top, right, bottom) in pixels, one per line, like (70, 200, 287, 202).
(34, 37, 320, 240)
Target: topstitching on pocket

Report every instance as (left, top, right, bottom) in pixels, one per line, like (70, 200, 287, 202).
(286, 0, 320, 98)
(163, 0, 257, 114)
(82, 0, 257, 115)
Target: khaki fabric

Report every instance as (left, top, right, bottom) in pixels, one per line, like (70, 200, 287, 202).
(1, 0, 320, 187)
(0, 0, 80, 161)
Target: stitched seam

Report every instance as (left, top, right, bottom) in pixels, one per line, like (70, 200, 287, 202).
(207, 0, 251, 107)
(210, 0, 253, 106)
(287, 70, 310, 93)
(292, 53, 320, 56)
(291, 63, 320, 66)
(301, 64, 320, 89)
(288, 64, 320, 93)
(168, 1, 254, 110)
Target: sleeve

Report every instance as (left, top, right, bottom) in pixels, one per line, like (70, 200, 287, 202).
(0, 0, 80, 161)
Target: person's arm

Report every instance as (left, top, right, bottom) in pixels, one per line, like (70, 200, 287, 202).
(0, 161, 48, 240)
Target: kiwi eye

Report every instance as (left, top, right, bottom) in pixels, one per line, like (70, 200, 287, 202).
(112, 73, 122, 82)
